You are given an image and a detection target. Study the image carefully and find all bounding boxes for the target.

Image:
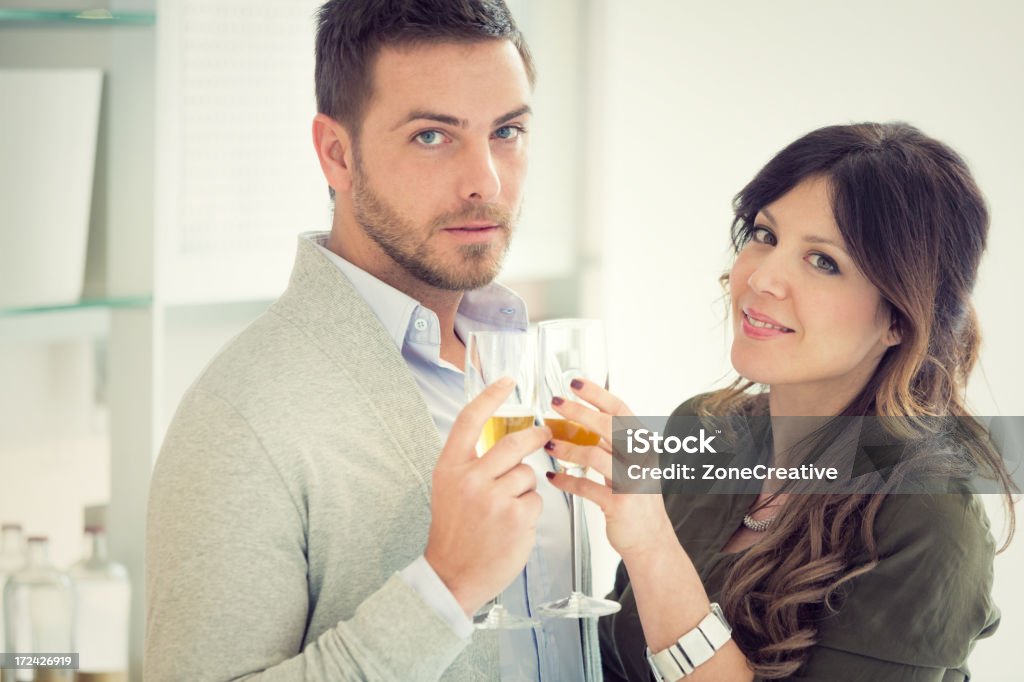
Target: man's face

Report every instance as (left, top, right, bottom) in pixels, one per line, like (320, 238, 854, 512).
(345, 40, 532, 291)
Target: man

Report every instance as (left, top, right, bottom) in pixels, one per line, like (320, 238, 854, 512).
(144, 1, 600, 680)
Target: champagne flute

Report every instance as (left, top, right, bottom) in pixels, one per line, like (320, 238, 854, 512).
(536, 319, 621, 619)
(464, 330, 540, 630)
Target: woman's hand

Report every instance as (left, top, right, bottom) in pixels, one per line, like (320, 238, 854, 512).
(549, 381, 754, 682)
(545, 378, 675, 561)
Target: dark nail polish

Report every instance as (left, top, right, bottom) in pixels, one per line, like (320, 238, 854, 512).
(551, 396, 564, 406)
(544, 440, 556, 451)
(545, 471, 555, 480)
(570, 378, 584, 390)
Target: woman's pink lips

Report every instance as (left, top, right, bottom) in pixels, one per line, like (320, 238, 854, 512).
(744, 307, 791, 329)
(741, 315, 789, 339)
(740, 308, 794, 339)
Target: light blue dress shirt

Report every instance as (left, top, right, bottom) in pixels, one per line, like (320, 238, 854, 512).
(312, 235, 585, 682)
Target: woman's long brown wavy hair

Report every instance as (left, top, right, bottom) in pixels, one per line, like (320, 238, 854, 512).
(697, 122, 1018, 678)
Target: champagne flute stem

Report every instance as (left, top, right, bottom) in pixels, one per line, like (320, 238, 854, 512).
(569, 486, 583, 595)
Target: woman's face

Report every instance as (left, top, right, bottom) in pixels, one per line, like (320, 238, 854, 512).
(729, 176, 900, 405)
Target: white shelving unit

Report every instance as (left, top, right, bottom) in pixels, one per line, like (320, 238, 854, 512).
(1, 6, 159, 679)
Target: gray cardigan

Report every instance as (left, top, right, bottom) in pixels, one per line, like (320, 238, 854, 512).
(145, 236, 602, 680)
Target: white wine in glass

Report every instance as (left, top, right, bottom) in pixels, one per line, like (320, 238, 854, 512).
(464, 330, 539, 630)
(537, 319, 621, 619)
(478, 411, 536, 451)
(545, 417, 601, 472)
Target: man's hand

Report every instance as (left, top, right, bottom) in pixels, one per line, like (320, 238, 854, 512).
(424, 377, 550, 616)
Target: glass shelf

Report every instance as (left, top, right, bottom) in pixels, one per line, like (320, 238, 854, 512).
(0, 296, 152, 345)
(0, 295, 152, 319)
(0, 8, 155, 26)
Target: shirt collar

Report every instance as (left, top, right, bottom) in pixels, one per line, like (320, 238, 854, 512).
(307, 232, 528, 353)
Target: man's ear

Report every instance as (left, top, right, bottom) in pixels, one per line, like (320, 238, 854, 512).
(312, 113, 355, 194)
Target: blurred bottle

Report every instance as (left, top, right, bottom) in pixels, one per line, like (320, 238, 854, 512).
(1, 523, 28, 664)
(2, 536, 74, 682)
(68, 527, 129, 682)
(0, 523, 26, 573)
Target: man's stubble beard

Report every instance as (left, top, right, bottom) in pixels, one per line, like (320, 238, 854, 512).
(351, 154, 517, 292)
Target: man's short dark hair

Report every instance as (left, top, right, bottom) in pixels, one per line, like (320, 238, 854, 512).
(315, 0, 536, 136)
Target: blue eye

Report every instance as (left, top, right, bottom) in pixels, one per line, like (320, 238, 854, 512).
(494, 125, 524, 140)
(415, 130, 447, 146)
(807, 253, 840, 275)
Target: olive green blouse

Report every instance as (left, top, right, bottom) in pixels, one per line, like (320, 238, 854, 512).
(599, 403, 1001, 681)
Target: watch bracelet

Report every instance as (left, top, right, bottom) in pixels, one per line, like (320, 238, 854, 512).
(646, 603, 732, 680)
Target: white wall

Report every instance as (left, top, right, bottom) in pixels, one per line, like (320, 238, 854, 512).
(590, 0, 1024, 678)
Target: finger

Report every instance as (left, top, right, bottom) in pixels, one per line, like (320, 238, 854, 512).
(494, 462, 538, 498)
(547, 440, 613, 481)
(550, 397, 613, 448)
(546, 471, 613, 510)
(516, 490, 543, 526)
(567, 377, 634, 418)
(440, 378, 515, 465)
(477, 425, 552, 478)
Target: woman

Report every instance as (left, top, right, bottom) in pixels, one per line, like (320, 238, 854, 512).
(546, 122, 1017, 681)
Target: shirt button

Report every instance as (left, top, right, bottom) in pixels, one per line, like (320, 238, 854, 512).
(500, 307, 516, 315)
(413, 318, 428, 331)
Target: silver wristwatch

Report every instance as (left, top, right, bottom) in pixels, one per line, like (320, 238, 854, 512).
(646, 602, 732, 680)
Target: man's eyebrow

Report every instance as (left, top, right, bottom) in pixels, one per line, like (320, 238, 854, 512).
(392, 105, 532, 131)
(757, 208, 849, 253)
(393, 111, 466, 130)
(494, 105, 531, 126)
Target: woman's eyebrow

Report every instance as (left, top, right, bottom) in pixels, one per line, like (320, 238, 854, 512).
(759, 208, 850, 255)
(803, 235, 849, 255)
